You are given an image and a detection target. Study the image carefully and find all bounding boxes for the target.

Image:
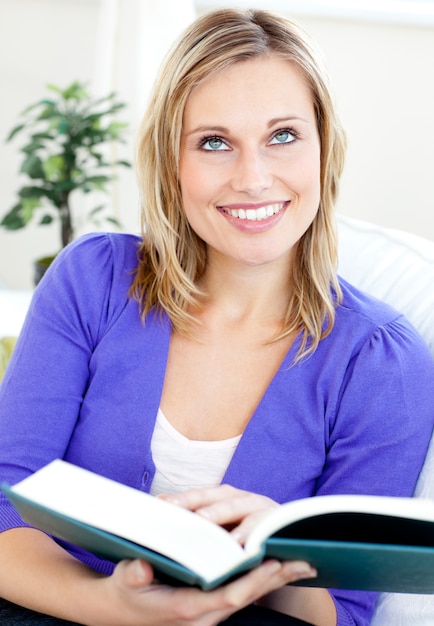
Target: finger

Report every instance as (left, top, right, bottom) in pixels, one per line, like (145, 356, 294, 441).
(196, 492, 277, 531)
(196, 493, 277, 525)
(112, 559, 155, 589)
(229, 508, 274, 545)
(181, 560, 317, 626)
(220, 560, 317, 609)
(163, 484, 241, 511)
(109, 560, 315, 626)
(166, 486, 276, 532)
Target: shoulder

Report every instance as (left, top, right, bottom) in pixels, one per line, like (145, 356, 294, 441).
(336, 277, 416, 343)
(58, 232, 141, 274)
(327, 277, 434, 367)
(31, 233, 143, 343)
(337, 277, 401, 328)
(41, 232, 141, 294)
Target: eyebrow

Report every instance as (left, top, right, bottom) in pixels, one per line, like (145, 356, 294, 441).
(184, 116, 310, 136)
(268, 116, 310, 127)
(184, 125, 229, 137)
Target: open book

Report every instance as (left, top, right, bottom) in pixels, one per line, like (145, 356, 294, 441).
(4, 459, 434, 593)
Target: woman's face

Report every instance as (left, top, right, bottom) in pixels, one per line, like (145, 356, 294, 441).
(179, 56, 321, 269)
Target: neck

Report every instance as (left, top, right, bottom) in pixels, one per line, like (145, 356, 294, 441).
(194, 251, 293, 328)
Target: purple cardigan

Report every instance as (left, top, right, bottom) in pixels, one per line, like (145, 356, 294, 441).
(1, 233, 434, 626)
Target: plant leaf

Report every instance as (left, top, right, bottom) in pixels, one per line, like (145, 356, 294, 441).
(58, 119, 69, 134)
(20, 99, 51, 115)
(22, 197, 41, 223)
(32, 131, 55, 141)
(46, 84, 64, 95)
(37, 106, 58, 121)
(21, 142, 45, 155)
(19, 186, 50, 199)
(62, 82, 89, 101)
(51, 180, 77, 192)
(20, 155, 45, 179)
(83, 175, 111, 191)
(106, 121, 129, 139)
(6, 123, 26, 142)
(89, 204, 106, 216)
(4, 81, 130, 242)
(0, 204, 26, 230)
(106, 216, 122, 227)
(42, 155, 66, 181)
(40, 214, 54, 225)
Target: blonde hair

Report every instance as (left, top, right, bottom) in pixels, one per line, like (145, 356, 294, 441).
(132, 8, 346, 359)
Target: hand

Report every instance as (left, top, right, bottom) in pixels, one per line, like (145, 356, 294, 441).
(97, 556, 317, 626)
(162, 484, 280, 545)
(91, 486, 317, 625)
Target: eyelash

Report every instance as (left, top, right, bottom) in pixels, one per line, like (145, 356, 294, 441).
(197, 127, 300, 152)
(270, 127, 300, 144)
(197, 135, 227, 151)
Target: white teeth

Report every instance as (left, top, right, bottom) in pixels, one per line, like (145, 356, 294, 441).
(223, 202, 286, 221)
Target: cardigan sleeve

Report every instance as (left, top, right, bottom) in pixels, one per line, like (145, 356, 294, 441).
(319, 316, 434, 498)
(318, 316, 434, 626)
(0, 232, 138, 530)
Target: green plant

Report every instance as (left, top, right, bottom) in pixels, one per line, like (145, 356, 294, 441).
(1, 81, 131, 251)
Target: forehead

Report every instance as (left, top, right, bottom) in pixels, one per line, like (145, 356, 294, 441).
(183, 56, 315, 127)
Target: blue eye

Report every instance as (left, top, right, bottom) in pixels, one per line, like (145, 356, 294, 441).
(269, 130, 296, 145)
(201, 137, 229, 151)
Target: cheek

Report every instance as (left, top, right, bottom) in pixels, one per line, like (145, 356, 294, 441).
(297, 151, 321, 199)
(180, 165, 222, 215)
(178, 172, 212, 235)
(178, 160, 191, 202)
(180, 158, 206, 201)
(179, 180, 200, 226)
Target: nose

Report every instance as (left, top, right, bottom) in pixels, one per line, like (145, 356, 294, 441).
(230, 149, 273, 197)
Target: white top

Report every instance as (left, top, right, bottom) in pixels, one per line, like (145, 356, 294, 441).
(150, 409, 241, 496)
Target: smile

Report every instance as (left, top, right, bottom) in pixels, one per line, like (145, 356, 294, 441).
(220, 202, 288, 222)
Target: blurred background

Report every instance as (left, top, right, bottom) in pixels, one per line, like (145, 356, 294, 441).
(1, 0, 434, 290)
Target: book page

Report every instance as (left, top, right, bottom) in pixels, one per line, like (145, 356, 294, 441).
(11, 460, 248, 583)
(244, 493, 434, 555)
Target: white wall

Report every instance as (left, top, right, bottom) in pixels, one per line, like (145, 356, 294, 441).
(0, 0, 113, 289)
(291, 13, 434, 241)
(1, 0, 434, 289)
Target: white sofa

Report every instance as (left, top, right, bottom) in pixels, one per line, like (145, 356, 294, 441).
(337, 214, 434, 355)
(337, 214, 434, 625)
(0, 288, 33, 338)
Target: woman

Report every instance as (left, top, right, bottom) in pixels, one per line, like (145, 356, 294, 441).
(0, 8, 433, 626)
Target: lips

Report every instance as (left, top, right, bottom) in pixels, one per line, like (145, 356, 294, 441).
(219, 202, 288, 222)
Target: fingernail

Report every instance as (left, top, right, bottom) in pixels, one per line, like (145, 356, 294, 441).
(134, 560, 148, 583)
(230, 530, 243, 544)
(266, 560, 282, 575)
(167, 496, 182, 506)
(197, 508, 214, 521)
(292, 564, 317, 579)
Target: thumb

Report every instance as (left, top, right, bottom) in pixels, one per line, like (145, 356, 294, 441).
(114, 559, 155, 589)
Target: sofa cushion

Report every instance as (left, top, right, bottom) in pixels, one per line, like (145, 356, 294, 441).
(0, 289, 33, 339)
(0, 336, 17, 382)
(337, 213, 434, 355)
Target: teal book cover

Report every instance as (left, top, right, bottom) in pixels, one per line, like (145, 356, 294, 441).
(4, 460, 434, 593)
